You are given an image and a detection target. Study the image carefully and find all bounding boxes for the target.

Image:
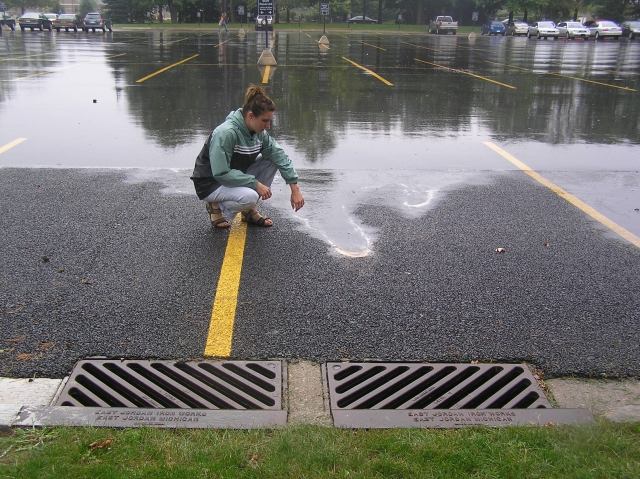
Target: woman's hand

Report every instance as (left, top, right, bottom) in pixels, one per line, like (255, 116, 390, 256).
(290, 184, 305, 212)
(256, 182, 272, 200)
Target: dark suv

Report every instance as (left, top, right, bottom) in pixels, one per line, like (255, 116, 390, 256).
(83, 12, 112, 32)
(1, 12, 17, 30)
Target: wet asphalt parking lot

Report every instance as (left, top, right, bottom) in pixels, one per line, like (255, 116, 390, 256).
(0, 27, 639, 379)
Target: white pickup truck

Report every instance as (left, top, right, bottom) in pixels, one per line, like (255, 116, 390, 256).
(428, 16, 458, 34)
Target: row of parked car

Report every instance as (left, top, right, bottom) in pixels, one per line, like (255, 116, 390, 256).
(0, 12, 112, 32)
(481, 19, 640, 40)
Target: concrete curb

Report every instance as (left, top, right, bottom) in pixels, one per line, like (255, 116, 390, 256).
(1, 364, 638, 427)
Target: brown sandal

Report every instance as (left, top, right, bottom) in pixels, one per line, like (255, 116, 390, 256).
(241, 209, 273, 227)
(205, 202, 231, 228)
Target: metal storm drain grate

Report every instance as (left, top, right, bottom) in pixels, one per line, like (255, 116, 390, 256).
(14, 360, 287, 429)
(325, 362, 594, 428)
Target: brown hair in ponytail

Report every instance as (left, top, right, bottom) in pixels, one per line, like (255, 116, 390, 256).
(242, 84, 276, 119)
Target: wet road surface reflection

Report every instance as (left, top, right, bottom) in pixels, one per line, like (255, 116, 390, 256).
(1, 29, 639, 253)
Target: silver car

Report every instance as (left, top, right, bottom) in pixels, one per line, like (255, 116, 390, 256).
(556, 21, 590, 40)
(506, 21, 528, 36)
(589, 20, 622, 40)
(527, 21, 559, 40)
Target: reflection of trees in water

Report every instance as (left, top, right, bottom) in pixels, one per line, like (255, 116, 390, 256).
(107, 32, 640, 156)
(110, 34, 251, 149)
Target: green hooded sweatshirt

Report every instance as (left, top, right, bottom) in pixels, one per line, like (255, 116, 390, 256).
(191, 109, 298, 200)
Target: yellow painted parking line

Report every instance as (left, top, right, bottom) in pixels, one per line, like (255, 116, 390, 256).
(0, 52, 55, 63)
(342, 56, 393, 86)
(10, 53, 127, 81)
(155, 37, 189, 46)
(415, 58, 516, 89)
(550, 60, 640, 77)
(533, 71, 634, 91)
(262, 65, 270, 83)
(484, 60, 545, 73)
(214, 39, 231, 48)
(136, 54, 199, 83)
(401, 41, 442, 52)
(454, 44, 492, 53)
(204, 215, 247, 357)
(115, 37, 148, 43)
(485, 60, 636, 92)
(360, 41, 386, 51)
(484, 141, 640, 249)
(305, 33, 311, 38)
(336, 33, 348, 38)
(315, 40, 330, 49)
(0, 138, 27, 155)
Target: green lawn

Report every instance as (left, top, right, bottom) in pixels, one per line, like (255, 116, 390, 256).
(114, 22, 477, 35)
(1, 422, 639, 478)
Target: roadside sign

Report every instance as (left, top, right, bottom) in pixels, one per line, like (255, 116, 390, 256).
(238, 5, 245, 16)
(472, 12, 479, 21)
(258, 0, 273, 16)
(320, 3, 329, 16)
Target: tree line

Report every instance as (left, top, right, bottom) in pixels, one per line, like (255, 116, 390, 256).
(4, 0, 637, 26)
(6, 0, 100, 16)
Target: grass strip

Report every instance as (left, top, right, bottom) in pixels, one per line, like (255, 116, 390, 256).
(1, 421, 639, 478)
(114, 23, 477, 34)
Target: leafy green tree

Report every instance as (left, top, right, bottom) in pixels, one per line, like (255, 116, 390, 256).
(103, 0, 135, 22)
(79, 0, 96, 15)
(473, 0, 506, 21)
(593, 0, 638, 21)
(46, 1, 63, 13)
(7, 0, 48, 15)
(166, 0, 184, 22)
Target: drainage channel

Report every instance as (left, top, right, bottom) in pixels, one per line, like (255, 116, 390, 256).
(325, 362, 594, 428)
(12, 360, 595, 429)
(14, 360, 287, 429)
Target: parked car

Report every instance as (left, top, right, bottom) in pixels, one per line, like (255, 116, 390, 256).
(621, 20, 640, 39)
(255, 15, 273, 31)
(556, 21, 590, 39)
(428, 15, 458, 34)
(18, 12, 53, 31)
(44, 13, 58, 22)
(527, 21, 559, 39)
(83, 12, 112, 32)
(481, 20, 506, 35)
(1, 12, 17, 30)
(589, 20, 622, 40)
(53, 13, 83, 32)
(505, 21, 528, 36)
(347, 15, 377, 24)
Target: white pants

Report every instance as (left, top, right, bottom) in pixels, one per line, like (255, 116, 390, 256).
(202, 156, 278, 217)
